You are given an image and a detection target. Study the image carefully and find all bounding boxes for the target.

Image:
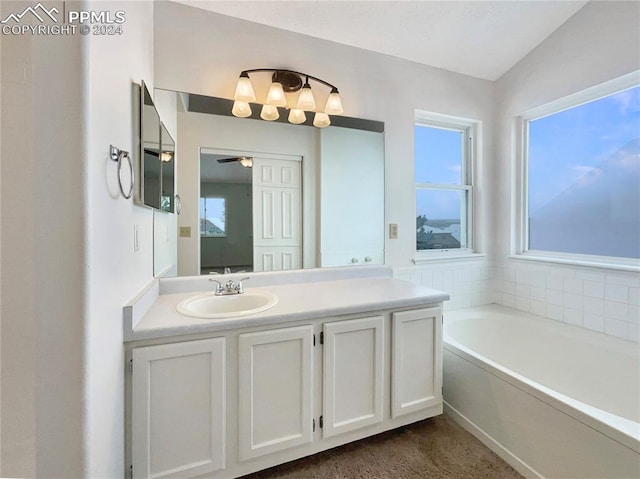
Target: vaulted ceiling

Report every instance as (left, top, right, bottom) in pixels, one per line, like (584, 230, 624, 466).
(173, 0, 589, 81)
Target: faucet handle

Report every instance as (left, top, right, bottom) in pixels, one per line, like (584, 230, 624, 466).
(209, 278, 224, 295)
(235, 277, 250, 294)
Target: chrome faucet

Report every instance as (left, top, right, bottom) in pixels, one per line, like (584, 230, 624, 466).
(210, 277, 250, 296)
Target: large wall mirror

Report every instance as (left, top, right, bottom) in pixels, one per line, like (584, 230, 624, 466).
(154, 89, 385, 277)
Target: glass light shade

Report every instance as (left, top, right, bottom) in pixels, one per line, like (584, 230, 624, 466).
(265, 82, 287, 106)
(239, 157, 253, 168)
(232, 100, 252, 118)
(313, 112, 331, 128)
(233, 76, 256, 102)
(160, 152, 173, 163)
(260, 104, 279, 121)
(324, 91, 343, 115)
(296, 85, 316, 111)
(288, 109, 306, 125)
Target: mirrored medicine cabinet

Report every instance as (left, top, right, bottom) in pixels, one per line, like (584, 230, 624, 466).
(138, 81, 177, 213)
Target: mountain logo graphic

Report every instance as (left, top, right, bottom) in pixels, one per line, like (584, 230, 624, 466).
(1, 3, 59, 24)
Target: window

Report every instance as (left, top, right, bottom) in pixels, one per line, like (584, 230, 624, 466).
(200, 197, 226, 237)
(414, 112, 475, 256)
(521, 80, 640, 262)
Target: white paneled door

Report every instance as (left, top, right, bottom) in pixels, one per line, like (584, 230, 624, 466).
(238, 325, 314, 461)
(322, 316, 384, 438)
(391, 307, 442, 418)
(132, 338, 226, 479)
(252, 157, 302, 271)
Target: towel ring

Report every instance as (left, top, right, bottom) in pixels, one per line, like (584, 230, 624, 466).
(110, 145, 134, 199)
(175, 194, 182, 215)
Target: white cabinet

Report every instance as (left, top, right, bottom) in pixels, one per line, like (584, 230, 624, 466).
(391, 307, 442, 418)
(129, 305, 443, 478)
(238, 325, 314, 461)
(322, 316, 384, 438)
(132, 338, 226, 479)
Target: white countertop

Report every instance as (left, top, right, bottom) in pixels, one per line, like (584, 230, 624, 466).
(127, 276, 449, 342)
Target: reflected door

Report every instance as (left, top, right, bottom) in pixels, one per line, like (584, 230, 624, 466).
(252, 158, 302, 271)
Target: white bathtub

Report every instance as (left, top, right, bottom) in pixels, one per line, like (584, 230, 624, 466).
(443, 304, 639, 479)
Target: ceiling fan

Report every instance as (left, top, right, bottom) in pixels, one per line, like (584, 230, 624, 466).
(217, 156, 253, 168)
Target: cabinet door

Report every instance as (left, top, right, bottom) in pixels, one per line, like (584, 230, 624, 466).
(132, 338, 226, 479)
(391, 307, 442, 418)
(322, 316, 384, 438)
(238, 325, 314, 461)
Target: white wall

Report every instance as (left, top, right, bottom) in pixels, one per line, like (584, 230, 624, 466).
(154, 1, 496, 271)
(0, 16, 3, 474)
(1, 0, 87, 474)
(0, 3, 36, 473)
(493, 1, 640, 341)
(84, 1, 155, 476)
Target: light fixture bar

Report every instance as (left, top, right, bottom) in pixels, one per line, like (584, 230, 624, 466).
(231, 68, 342, 127)
(240, 68, 339, 92)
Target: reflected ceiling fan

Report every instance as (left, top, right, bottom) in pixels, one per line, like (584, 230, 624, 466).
(217, 156, 253, 168)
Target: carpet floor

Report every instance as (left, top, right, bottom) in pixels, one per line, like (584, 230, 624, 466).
(241, 414, 524, 479)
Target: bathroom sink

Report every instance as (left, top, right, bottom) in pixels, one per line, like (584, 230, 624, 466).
(176, 290, 278, 319)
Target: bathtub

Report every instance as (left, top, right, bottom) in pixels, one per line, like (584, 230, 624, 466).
(443, 304, 639, 479)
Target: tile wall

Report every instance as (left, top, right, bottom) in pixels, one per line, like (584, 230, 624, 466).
(395, 259, 495, 311)
(395, 258, 639, 343)
(495, 260, 639, 343)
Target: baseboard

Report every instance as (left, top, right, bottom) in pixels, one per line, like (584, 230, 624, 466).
(444, 401, 543, 479)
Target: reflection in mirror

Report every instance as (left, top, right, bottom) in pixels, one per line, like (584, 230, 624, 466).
(160, 123, 175, 212)
(154, 89, 385, 277)
(200, 152, 253, 274)
(141, 83, 161, 209)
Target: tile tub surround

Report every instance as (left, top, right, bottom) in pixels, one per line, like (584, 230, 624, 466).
(395, 259, 495, 312)
(123, 266, 449, 341)
(494, 260, 639, 343)
(395, 258, 639, 343)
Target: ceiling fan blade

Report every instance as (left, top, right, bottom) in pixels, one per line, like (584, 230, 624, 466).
(216, 157, 239, 164)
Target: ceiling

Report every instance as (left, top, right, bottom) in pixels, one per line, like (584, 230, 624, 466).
(201, 153, 253, 184)
(173, 0, 588, 81)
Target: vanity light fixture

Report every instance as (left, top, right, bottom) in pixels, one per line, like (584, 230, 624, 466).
(231, 69, 343, 127)
(160, 151, 173, 163)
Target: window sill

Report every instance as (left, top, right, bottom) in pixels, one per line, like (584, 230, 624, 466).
(413, 252, 486, 265)
(509, 253, 640, 272)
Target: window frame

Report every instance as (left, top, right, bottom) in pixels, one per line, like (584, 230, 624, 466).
(200, 196, 227, 238)
(514, 71, 640, 270)
(414, 110, 480, 262)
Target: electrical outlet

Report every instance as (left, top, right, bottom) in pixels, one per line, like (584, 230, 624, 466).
(389, 223, 398, 239)
(179, 226, 191, 238)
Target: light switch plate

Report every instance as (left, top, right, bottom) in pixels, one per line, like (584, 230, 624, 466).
(389, 223, 398, 239)
(179, 226, 191, 238)
(133, 224, 140, 252)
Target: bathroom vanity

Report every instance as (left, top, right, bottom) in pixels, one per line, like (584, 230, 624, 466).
(124, 267, 447, 479)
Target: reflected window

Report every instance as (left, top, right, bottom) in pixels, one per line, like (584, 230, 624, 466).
(525, 85, 640, 259)
(414, 114, 474, 253)
(200, 197, 226, 237)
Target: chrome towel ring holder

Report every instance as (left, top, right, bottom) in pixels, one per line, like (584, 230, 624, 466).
(110, 145, 134, 199)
